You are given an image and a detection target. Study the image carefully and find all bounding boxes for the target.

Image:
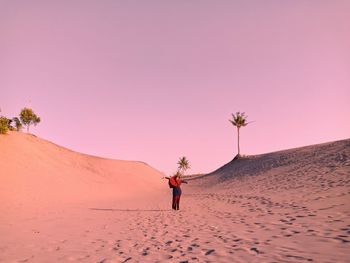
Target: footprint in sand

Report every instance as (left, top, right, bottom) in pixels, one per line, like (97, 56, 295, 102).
(204, 249, 215, 255)
(250, 247, 261, 254)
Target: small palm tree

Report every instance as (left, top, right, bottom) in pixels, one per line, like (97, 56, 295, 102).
(177, 156, 190, 176)
(229, 112, 249, 156)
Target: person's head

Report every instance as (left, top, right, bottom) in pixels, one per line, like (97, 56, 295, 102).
(174, 171, 182, 179)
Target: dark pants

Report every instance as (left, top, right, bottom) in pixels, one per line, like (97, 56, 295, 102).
(172, 187, 182, 210)
(172, 194, 181, 210)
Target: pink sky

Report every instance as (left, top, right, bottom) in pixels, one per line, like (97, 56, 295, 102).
(1, 1, 349, 175)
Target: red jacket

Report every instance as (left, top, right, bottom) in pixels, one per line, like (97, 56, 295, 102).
(169, 176, 187, 187)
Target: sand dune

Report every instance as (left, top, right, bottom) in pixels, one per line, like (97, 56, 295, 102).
(185, 139, 350, 262)
(0, 134, 349, 262)
(0, 132, 166, 210)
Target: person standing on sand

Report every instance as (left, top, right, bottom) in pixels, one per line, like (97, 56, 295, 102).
(165, 172, 188, 210)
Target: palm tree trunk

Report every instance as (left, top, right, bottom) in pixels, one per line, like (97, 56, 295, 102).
(237, 127, 240, 155)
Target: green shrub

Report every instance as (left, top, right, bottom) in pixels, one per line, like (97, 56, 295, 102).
(12, 117, 23, 131)
(20, 108, 41, 133)
(0, 116, 9, 134)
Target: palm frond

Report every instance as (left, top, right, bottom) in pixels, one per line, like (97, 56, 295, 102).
(229, 111, 249, 128)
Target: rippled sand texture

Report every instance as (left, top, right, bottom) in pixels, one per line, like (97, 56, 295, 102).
(0, 133, 349, 262)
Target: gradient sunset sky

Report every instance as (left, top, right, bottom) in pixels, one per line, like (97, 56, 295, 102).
(1, 1, 349, 174)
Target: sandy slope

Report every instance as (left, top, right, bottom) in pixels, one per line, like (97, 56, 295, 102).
(0, 134, 349, 262)
(0, 132, 166, 208)
(185, 139, 350, 262)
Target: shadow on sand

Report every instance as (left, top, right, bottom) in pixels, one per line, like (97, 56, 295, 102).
(89, 208, 170, 212)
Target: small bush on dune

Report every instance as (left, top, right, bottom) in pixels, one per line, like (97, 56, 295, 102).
(7, 119, 16, 131)
(0, 116, 9, 134)
(12, 117, 23, 131)
(0, 107, 40, 134)
(20, 108, 41, 133)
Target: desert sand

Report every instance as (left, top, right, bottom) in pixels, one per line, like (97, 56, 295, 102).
(0, 132, 349, 262)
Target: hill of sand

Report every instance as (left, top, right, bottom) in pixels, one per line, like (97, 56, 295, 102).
(186, 139, 350, 262)
(0, 134, 349, 263)
(0, 132, 166, 210)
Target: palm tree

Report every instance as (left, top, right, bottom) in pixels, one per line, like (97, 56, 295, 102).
(177, 156, 190, 176)
(229, 112, 249, 156)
